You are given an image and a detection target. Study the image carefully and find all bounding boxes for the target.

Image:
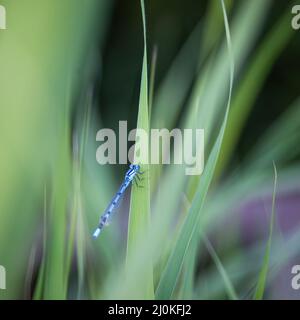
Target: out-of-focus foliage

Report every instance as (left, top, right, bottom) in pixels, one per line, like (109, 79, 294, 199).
(0, 0, 299, 300)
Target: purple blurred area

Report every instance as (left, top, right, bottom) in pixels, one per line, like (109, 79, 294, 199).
(240, 189, 300, 244)
(239, 187, 300, 299)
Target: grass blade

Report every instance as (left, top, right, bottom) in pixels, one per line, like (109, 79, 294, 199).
(254, 162, 277, 300)
(155, 0, 234, 299)
(203, 235, 238, 300)
(126, 0, 154, 299)
(33, 185, 48, 299)
(217, 8, 294, 175)
(149, 45, 158, 122)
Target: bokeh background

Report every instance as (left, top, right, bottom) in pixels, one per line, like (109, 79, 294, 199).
(0, 0, 300, 299)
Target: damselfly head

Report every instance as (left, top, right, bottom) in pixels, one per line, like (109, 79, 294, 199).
(129, 164, 140, 171)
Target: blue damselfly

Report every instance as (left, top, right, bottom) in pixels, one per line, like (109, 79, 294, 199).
(92, 164, 143, 238)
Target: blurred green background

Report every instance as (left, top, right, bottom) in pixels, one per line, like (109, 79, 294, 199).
(0, 0, 300, 300)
